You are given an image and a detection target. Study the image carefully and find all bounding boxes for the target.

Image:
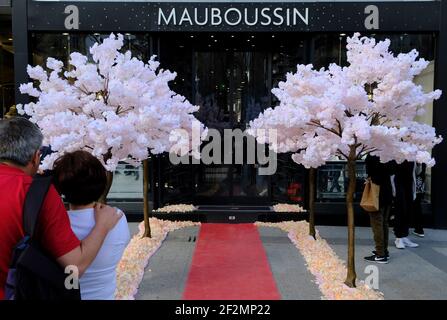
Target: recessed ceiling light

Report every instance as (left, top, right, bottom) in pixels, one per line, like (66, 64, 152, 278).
(190, 35, 194, 38)
(271, 35, 275, 38)
(62, 33, 69, 36)
(8, 38, 12, 41)
(231, 35, 234, 38)
(340, 33, 346, 36)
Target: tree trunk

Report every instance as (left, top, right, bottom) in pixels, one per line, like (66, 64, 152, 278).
(142, 158, 152, 238)
(344, 146, 357, 288)
(98, 171, 113, 204)
(309, 168, 316, 239)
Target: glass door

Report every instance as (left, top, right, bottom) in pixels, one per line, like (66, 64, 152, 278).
(193, 50, 271, 205)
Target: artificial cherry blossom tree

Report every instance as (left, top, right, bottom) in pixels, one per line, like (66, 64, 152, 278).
(17, 33, 207, 237)
(248, 33, 442, 287)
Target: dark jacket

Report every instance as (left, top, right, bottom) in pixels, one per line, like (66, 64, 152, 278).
(365, 155, 395, 206)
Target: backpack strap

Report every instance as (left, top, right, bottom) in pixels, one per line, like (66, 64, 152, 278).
(23, 175, 53, 238)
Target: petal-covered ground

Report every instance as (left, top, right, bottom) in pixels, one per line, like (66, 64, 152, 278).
(256, 221, 384, 300)
(115, 218, 200, 300)
(116, 219, 385, 300)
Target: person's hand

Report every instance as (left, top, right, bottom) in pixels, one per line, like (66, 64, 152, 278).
(94, 203, 123, 232)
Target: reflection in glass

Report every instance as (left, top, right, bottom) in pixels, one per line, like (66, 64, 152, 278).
(108, 163, 143, 200)
(0, 23, 14, 117)
(32, 33, 149, 68)
(317, 161, 367, 202)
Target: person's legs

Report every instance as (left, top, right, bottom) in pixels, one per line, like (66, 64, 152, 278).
(369, 209, 385, 257)
(394, 188, 420, 248)
(382, 205, 391, 255)
(412, 193, 424, 235)
(393, 188, 409, 238)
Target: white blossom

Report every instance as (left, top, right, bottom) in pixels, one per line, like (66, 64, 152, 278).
(248, 33, 442, 168)
(18, 33, 207, 171)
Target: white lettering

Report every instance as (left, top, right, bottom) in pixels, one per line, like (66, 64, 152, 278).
(260, 8, 272, 26)
(224, 8, 242, 26)
(273, 8, 284, 26)
(158, 8, 176, 25)
(179, 8, 193, 25)
(244, 8, 258, 26)
(211, 8, 222, 26)
(194, 8, 208, 26)
(156, 6, 310, 28)
(294, 8, 309, 26)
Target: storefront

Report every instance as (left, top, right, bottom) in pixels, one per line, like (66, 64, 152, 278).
(9, 0, 447, 228)
(0, 0, 13, 118)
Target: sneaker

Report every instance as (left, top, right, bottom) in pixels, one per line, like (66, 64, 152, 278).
(412, 229, 425, 238)
(364, 254, 389, 264)
(373, 250, 390, 258)
(395, 238, 406, 249)
(402, 237, 419, 248)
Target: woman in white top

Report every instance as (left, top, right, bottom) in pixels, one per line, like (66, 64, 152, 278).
(52, 150, 130, 300)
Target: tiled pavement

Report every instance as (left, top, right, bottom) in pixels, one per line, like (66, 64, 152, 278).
(130, 222, 447, 300)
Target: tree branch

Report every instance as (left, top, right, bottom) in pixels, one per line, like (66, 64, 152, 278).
(307, 120, 342, 137)
(337, 149, 349, 159)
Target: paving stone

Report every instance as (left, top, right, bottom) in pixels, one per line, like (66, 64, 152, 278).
(258, 226, 322, 300)
(135, 226, 199, 300)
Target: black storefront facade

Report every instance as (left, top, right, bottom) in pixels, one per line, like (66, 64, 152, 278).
(8, 0, 447, 228)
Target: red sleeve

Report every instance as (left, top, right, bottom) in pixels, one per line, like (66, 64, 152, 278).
(37, 184, 81, 259)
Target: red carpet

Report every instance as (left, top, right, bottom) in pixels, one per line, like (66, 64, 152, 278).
(183, 223, 281, 300)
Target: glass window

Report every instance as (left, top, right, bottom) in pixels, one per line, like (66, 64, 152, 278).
(28, 31, 437, 205)
(32, 32, 149, 66)
(108, 163, 143, 200)
(317, 161, 367, 202)
(0, 11, 14, 118)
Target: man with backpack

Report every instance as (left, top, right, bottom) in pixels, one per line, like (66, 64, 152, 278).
(0, 117, 122, 299)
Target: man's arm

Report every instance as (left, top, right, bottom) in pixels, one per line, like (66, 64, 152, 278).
(57, 204, 122, 276)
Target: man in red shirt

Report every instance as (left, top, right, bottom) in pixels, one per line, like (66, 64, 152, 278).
(0, 117, 122, 299)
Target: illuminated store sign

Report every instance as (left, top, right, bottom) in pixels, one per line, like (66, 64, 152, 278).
(157, 7, 309, 27)
(27, 1, 439, 32)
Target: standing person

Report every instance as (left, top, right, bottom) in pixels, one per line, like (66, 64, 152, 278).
(52, 150, 130, 300)
(393, 161, 419, 249)
(329, 169, 342, 193)
(363, 155, 394, 264)
(0, 117, 122, 300)
(411, 163, 426, 237)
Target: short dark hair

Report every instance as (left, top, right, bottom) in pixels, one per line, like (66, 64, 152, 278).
(52, 150, 107, 205)
(0, 117, 43, 166)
